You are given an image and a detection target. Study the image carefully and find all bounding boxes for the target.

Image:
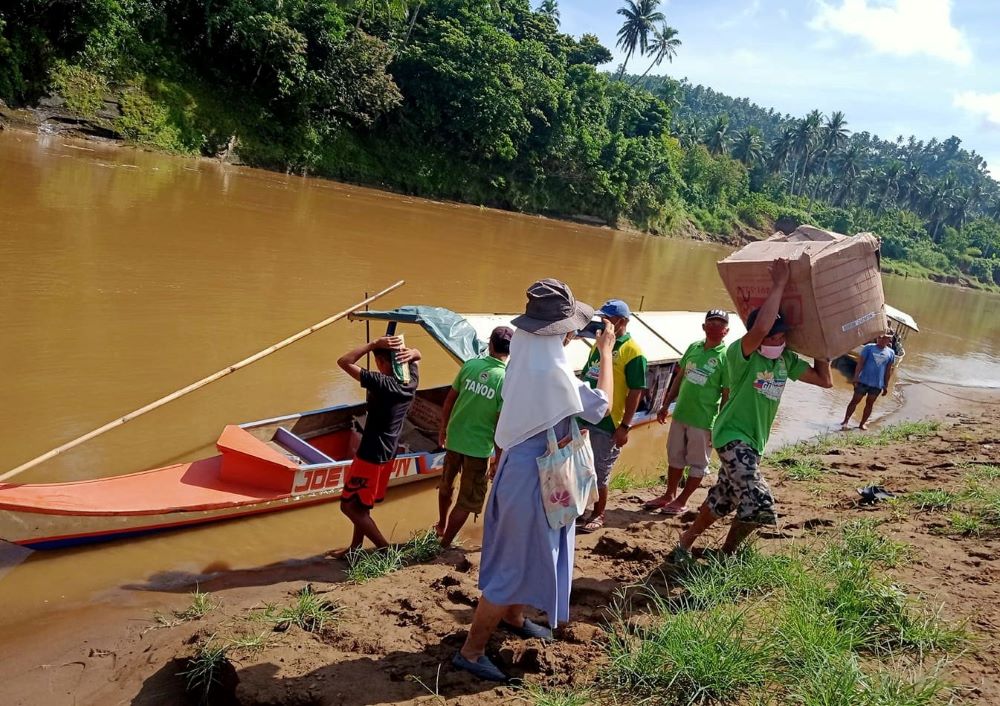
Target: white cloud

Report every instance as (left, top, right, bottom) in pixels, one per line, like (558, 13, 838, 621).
(954, 91, 1000, 127)
(810, 0, 972, 66)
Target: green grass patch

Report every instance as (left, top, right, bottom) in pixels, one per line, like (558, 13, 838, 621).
(346, 530, 443, 583)
(785, 457, 827, 481)
(515, 683, 593, 706)
(909, 465, 1000, 537)
(609, 465, 666, 491)
(601, 524, 963, 705)
(907, 490, 960, 511)
(151, 587, 215, 628)
(175, 588, 215, 620)
(606, 601, 769, 703)
(273, 586, 341, 632)
(179, 637, 231, 704)
(947, 512, 985, 537)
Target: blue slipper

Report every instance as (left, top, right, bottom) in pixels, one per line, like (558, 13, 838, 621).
(501, 618, 553, 642)
(452, 652, 509, 682)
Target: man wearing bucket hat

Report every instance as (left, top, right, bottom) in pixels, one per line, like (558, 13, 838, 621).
(453, 278, 615, 682)
(577, 298, 648, 533)
(671, 259, 832, 562)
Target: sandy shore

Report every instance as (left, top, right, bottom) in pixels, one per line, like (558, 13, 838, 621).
(1, 388, 998, 705)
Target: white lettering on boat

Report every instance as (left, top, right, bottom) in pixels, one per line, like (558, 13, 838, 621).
(291, 457, 420, 495)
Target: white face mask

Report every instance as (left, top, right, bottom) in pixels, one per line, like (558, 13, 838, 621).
(760, 343, 786, 360)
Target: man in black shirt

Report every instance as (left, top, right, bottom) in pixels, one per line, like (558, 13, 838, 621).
(332, 335, 420, 557)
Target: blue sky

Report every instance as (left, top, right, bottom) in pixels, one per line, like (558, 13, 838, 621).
(560, 0, 1000, 176)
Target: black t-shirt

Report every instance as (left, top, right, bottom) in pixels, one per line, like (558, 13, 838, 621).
(356, 362, 419, 464)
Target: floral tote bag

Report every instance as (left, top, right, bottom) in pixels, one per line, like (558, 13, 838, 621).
(536, 420, 598, 530)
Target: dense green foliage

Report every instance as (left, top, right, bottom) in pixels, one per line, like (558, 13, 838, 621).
(2, 0, 999, 286)
(640, 75, 1000, 286)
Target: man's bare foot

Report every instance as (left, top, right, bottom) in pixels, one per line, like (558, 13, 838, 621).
(326, 547, 353, 560)
(840, 422, 850, 430)
(858, 423, 867, 430)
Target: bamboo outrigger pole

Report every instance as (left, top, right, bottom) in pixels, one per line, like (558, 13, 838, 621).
(0, 280, 406, 483)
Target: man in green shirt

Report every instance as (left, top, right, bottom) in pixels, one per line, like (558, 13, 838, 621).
(644, 310, 731, 515)
(673, 259, 833, 560)
(436, 326, 512, 548)
(578, 299, 648, 533)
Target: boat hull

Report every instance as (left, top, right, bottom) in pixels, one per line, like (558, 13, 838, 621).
(1, 453, 444, 549)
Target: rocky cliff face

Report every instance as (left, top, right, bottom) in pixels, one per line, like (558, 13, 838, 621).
(0, 93, 123, 141)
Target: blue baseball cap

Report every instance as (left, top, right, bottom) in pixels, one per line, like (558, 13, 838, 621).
(599, 299, 631, 319)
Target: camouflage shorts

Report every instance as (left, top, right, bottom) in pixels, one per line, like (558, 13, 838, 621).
(705, 440, 776, 525)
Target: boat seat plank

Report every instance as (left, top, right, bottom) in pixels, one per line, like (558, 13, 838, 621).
(274, 427, 335, 465)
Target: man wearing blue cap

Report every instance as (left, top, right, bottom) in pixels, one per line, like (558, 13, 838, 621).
(672, 259, 832, 560)
(578, 299, 648, 533)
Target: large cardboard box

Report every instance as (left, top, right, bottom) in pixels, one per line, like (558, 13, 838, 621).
(717, 226, 887, 359)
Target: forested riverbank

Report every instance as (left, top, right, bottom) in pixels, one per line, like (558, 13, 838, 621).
(2, 0, 999, 288)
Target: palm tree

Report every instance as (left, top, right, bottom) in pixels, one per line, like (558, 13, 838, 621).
(630, 23, 681, 84)
(789, 111, 821, 196)
(704, 114, 730, 156)
(813, 111, 849, 202)
(768, 126, 795, 175)
(537, 0, 560, 26)
(832, 143, 864, 206)
(615, 0, 665, 79)
(874, 161, 903, 216)
(923, 179, 956, 242)
(732, 127, 764, 168)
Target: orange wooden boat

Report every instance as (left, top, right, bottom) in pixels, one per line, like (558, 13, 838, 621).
(0, 389, 449, 549)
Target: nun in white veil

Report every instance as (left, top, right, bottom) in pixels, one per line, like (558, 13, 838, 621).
(453, 279, 615, 682)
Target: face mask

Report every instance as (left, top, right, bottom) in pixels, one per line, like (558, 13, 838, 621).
(760, 343, 786, 360)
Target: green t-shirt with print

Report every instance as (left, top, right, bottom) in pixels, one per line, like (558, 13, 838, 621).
(580, 333, 648, 433)
(445, 356, 506, 458)
(673, 340, 730, 431)
(712, 340, 809, 454)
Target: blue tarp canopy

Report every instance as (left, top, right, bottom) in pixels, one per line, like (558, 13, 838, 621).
(349, 306, 487, 363)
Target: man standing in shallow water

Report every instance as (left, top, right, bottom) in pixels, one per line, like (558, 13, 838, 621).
(840, 330, 896, 430)
(671, 259, 832, 560)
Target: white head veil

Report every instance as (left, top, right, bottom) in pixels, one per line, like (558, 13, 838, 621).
(494, 328, 582, 450)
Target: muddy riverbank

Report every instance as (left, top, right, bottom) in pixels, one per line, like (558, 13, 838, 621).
(1, 387, 997, 705)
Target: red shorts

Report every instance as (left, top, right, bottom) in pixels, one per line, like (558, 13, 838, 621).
(341, 457, 393, 508)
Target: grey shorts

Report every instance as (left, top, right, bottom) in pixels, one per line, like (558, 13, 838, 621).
(586, 425, 621, 488)
(705, 440, 776, 525)
(854, 382, 882, 397)
(666, 421, 713, 477)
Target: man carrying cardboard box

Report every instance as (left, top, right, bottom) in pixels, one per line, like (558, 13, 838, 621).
(840, 330, 896, 430)
(671, 259, 833, 561)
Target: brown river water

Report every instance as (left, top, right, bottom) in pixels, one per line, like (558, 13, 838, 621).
(0, 131, 998, 633)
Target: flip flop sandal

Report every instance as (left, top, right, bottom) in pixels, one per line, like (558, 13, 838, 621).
(501, 618, 553, 642)
(451, 652, 509, 682)
(659, 505, 689, 515)
(642, 499, 670, 511)
(579, 516, 605, 534)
